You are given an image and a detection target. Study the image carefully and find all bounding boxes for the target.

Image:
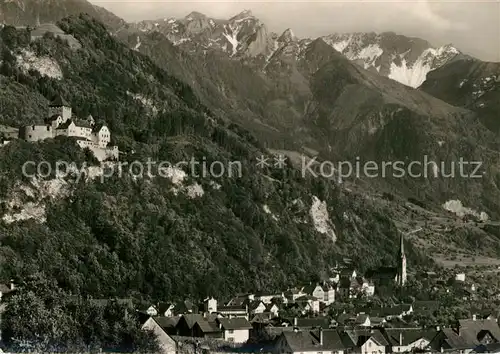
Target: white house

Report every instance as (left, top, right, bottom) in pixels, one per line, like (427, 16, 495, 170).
(354, 314, 371, 327)
(296, 295, 320, 313)
(145, 305, 158, 316)
(217, 318, 252, 343)
(359, 336, 386, 354)
(158, 303, 175, 317)
(204, 297, 217, 314)
(250, 301, 267, 314)
(303, 284, 327, 303)
(385, 329, 432, 353)
(323, 285, 336, 304)
(266, 303, 280, 317)
(141, 317, 177, 354)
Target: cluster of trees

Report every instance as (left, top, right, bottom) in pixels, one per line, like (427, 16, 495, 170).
(1, 273, 159, 352)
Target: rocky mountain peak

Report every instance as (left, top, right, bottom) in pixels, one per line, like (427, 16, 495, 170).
(184, 11, 207, 21)
(278, 28, 297, 44)
(229, 9, 254, 21)
(130, 8, 464, 88)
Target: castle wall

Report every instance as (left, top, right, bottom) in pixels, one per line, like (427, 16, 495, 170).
(76, 141, 119, 162)
(68, 126, 92, 140)
(23, 125, 53, 142)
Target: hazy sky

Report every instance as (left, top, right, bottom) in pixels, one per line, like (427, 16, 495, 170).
(91, 0, 500, 61)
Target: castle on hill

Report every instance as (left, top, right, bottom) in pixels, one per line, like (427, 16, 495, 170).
(21, 95, 118, 161)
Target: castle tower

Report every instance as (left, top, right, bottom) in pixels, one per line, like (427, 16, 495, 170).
(48, 94, 72, 123)
(396, 233, 407, 286)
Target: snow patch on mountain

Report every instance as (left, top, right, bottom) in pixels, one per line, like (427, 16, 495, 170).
(328, 37, 351, 53)
(222, 25, 240, 56)
(388, 58, 432, 88)
(16, 49, 62, 79)
(346, 44, 383, 69)
(310, 196, 336, 242)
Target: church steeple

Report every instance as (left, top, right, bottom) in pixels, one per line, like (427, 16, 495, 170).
(397, 232, 407, 286)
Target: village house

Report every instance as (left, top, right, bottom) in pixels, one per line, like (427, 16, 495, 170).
(295, 317, 331, 330)
(21, 95, 118, 161)
(302, 284, 325, 303)
(295, 295, 320, 313)
(285, 288, 306, 302)
(157, 302, 176, 317)
(227, 293, 255, 306)
(175, 299, 199, 315)
(344, 328, 388, 354)
(249, 300, 267, 315)
(429, 319, 500, 354)
(203, 297, 217, 314)
(140, 315, 177, 354)
(368, 305, 413, 320)
(216, 317, 252, 343)
(217, 305, 248, 319)
(257, 292, 286, 304)
(266, 303, 280, 318)
(384, 328, 436, 353)
(175, 314, 222, 338)
(273, 328, 347, 354)
(323, 284, 336, 304)
(143, 305, 158, 316)
(251, 312, 275, 324)
(354, 314, 371, 327)
(154, 316, 181, 335)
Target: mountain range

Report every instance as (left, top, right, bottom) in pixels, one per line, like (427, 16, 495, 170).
(131, 10, 462, 88)
(0, 0, 500, 302)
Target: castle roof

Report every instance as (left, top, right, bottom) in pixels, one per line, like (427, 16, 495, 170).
(49, 95, 70, 107)
(44, 114, 61, 124)
(74, 119, 92, 129)
(56, 120, 74, 130)
(92, 123, 108, 133)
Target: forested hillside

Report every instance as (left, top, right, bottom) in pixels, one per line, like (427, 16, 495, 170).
(0, 15, 421, 304)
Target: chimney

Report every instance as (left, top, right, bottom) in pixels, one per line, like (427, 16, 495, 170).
(399, 332, 403, 346)
(319, 327, 323, 345)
